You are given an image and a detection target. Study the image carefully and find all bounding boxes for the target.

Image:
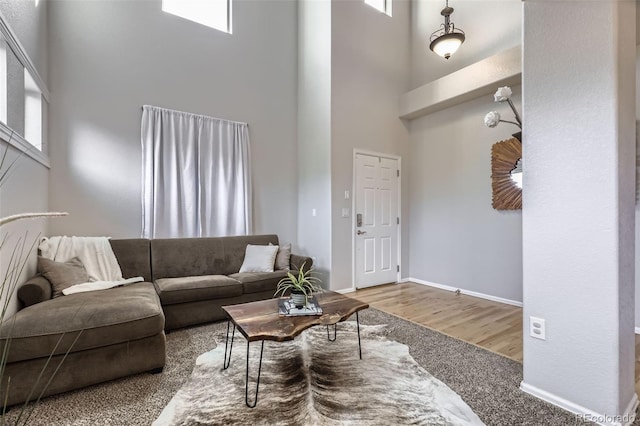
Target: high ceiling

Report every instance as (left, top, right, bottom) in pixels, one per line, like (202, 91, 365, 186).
(411, 0, 522, 88)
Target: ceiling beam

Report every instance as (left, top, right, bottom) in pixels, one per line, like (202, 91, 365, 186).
(399, 46, 521, 120)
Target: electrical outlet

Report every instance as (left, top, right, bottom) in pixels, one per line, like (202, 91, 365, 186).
(341, 208, 350, 218)
(529, 317, 546, 340)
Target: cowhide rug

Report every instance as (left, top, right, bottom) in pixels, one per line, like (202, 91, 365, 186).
(154, 322, 485, 425)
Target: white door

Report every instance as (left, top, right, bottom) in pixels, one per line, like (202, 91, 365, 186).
(354, 153, 399, 288)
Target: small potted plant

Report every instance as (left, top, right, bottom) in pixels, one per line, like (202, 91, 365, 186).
(274, 262, 322, 308)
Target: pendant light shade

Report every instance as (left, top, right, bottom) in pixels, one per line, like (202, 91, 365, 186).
(429, 1, 465, 60)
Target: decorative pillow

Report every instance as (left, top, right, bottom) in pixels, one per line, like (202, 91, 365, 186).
(270, 242, 291, 271)
(37, 257, 89, 298)
(238, 244, 279, 273)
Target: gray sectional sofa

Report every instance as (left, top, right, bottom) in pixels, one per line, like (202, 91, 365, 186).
(0, 234, 311, 407)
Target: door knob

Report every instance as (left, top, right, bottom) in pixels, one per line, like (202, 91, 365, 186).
(357, 230, 367, 235)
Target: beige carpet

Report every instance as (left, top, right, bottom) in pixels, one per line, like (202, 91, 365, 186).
(0, 309, 595, 425)
(154, 323, 485, 425)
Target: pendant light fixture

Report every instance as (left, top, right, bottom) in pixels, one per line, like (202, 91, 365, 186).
(429, 0, 465, 60)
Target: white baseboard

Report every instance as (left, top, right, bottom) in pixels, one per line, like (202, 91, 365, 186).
(520, 382, 638, 426)
(406, 277, 523, 308)
(401, 280, 640, 332)
(335, 287, 356, 294)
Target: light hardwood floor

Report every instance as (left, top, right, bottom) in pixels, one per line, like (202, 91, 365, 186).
(350, 281, 640, 395)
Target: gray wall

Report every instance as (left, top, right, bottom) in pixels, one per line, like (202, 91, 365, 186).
(0, 145, 49, 316)
(521, 1, 636, 415)
(409, 90, 523, 303)
(297, 0, 332, 283)
(407, 0, 523, 302)
(0, 0, 49, 315)
(329, 0, 411, 291)
(47, 0, 298, 244)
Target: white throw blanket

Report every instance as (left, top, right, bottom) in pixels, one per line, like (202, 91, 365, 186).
(39, 236, 143, 295)
(61, 277, 144, 296)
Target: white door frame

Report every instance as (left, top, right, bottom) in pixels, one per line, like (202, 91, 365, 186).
(352, 149, 402, 290)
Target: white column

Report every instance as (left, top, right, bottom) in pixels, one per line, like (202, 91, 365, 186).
(522, 1, 637, 423)
(297, 0, 332, 285)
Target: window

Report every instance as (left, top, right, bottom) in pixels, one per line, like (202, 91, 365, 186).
(0, 9, 49, 164)
(365, 0, 392, 16)
(141, 106, 251, 238)
(24, 68, 42, 149)
(162, 0, 232, 34)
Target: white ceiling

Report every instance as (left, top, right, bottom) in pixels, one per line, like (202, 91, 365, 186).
(411, 0, 521, 88)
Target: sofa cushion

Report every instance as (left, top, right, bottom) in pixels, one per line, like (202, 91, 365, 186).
(109, 239, 152, 282)
(154, 275, 242, 306)
(150, 235, 280, 279)
(17, 275, 52, 307)
(0, 282, 164, 363)
(230, 270, 289, 294)
(289, 254, 313, 272)
(38, 257, 89, 298)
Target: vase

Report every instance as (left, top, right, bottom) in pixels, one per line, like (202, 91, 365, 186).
(290, 291, 307, 308)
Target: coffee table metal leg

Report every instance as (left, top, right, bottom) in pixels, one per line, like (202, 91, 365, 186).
(223, 321, 236, 369)
(326, 313, 362, 359)
(245, 340, 265, 408)
(326, 324, 337, 341)
(356, 311, 362, 360)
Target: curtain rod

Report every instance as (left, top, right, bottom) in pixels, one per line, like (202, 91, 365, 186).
(141, 105, 249, 127)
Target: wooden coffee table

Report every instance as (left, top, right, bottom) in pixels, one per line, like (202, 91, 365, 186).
(221, 291, 369, 407)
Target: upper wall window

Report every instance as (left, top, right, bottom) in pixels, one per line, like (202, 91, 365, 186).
(162, 0, 232, 34)
(24, 68, 42, 149)
(0, 8, 49, 163)
(365, 0, 392, 16)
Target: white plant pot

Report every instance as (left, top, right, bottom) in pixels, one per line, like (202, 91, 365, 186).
(290, 292, 307, 308)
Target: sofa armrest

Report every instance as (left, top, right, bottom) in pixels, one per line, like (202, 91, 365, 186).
(17, 275, 52, 308)
(289, 254, 313, 272)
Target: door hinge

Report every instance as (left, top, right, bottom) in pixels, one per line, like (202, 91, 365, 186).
(397, 217, 399, 225)
(397, 265, 400, 272)
(397, 169, 400, 177)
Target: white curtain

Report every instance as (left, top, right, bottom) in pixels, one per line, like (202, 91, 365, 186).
(141, 105, 252, 238)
